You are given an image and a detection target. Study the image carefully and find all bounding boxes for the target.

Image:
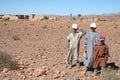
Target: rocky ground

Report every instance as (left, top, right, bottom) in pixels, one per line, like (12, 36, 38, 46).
(0, 20, 120, 80)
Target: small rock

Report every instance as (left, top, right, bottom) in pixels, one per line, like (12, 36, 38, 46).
(33, 68, 46, 77)
(93, 75, 100, 79)
(73, 68, 81, 72)
(60, 71, 66, 77)
(54, 70, 60, 74)
(80, 70, 86, 76)
(42, 56, 46, 59)
(42, 66, 47, 69)
(1, 68, 9, 73)
(53, 74, 60, 79)
(52, 64, 56, 67)
(19, 65, 25, 70)
(29, 57, 33, 60)
(16, 55, 22, 60)
(43, 59, 47, 61)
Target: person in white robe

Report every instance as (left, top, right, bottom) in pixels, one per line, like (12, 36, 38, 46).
(84, 22, 99, 71)
(67, 23, 85, 69)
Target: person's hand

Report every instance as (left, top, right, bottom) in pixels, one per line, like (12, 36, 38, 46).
(83, 52, 87, 59)
(80, 29, 86, 35)
(68, 48, 70, 51)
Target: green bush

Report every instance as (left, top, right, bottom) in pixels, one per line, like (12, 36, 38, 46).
(0, 51, 18, 71)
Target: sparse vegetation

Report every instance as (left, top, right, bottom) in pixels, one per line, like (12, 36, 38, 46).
(113, 23, 118, 29)
(72, 17, 76, 20)
(30, 24, 35, 26)
(51, 27, 54, 29)
(70, 13, 72, 21)
(60, 26, 62, 28)
(0, 16, 120, 79)
(13, 35, 21, 40)
(114, 26, 118, 29)
(78, 14, 81, 18)
(118, 42, 120, 44)
(0, 51, 18, 72)
(2, 17, 9, 21)
(78, 14, 82, 20)
(4, 23, 7, 25)
(44, 16, 49, 20)
(42, 25, 47, 29)
(101, 68, 120, 80)
(68, 26, 70, 28)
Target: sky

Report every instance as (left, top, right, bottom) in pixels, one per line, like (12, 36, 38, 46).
(0, 0, 120, 15)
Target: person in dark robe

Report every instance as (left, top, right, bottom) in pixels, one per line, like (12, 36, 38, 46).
(93, 36, 110, 75)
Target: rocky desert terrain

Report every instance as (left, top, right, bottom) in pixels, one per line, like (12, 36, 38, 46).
(0, 16, 120, 80)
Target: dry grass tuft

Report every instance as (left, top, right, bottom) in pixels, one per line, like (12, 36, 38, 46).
(0, 51, 19, 72)
(101, 68, 120, 80)
(42, 25, 48, 29)
(12, 35, 21, 40)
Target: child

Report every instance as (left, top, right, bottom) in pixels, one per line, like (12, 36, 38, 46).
(67, 23, 85, 69)
(93, 36, 110, 75)
(84, 22, 99, 71)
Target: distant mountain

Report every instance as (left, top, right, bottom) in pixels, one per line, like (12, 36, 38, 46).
(101, 12, 120, 16)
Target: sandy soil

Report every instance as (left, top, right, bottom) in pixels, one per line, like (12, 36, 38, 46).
(0, 20, 120, 80)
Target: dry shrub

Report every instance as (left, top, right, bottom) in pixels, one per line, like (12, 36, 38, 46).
(68, 26, 70, 28)
(30, 24, 34, 26)
(42, 25, 47, 29)
(4, 23, 7, 25)
(114, 26, 118, 29)
(60, 26, 62, 28)
(0, 51, 18, 72)
(101, 68, 119, 80)
(12, 35, 21, 40)
(2, 18, 9, 21)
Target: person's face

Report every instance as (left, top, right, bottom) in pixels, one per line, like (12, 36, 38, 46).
(90, 27, 96, 32)
(100, 40, 105, 45)
(72, 28, 78, 32)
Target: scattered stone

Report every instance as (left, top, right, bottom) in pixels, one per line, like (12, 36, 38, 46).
(1, 68, 9, 73)
(73, 68, 81, 72)
(60, 62, 66, 64)
(42, 56, 46, 59)
(80, 70, 86, 76)
(60, 71, 66, 77)
(33, 68, 46, 77)
(16, 55, 22, 60)
(20, 70, 25, 74)
(19, 65, 25, 70)
(54, 70, 60, 74)
(43, 59, 47, 61)
(93, 75, 100, 79)
(53, 69, 61, 79)
(29, 57, 33, 60)
(42, 66, 47, 69)
(27, 68, 34, 76)
(52, 64, 56, 67)
(53, 74, 60, 79)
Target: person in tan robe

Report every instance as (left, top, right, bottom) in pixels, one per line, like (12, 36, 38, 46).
(93, 36, 110, 75)
(67, 23, 85, 69)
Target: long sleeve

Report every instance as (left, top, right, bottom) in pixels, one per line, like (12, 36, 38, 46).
(105, 46, 110, 57)
(84, 33, 88, 52)
(67, 40, 70, 48)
